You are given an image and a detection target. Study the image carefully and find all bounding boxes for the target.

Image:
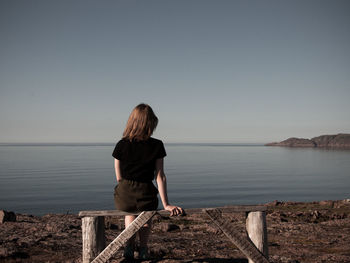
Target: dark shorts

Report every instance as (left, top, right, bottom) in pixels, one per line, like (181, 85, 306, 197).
(114, 179, 159, 213)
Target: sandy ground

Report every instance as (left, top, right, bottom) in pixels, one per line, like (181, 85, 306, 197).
(1, 200, 350, 263)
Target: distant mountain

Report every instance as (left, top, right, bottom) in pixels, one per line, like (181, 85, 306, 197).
(265, 133, 350, 148)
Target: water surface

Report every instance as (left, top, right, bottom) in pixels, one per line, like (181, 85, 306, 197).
(0, 143, 349, 215)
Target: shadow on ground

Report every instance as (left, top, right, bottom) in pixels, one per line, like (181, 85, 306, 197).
(120, 258, 247, 263)
(151, 258, 247, 263)
(184, 258, 248, 263)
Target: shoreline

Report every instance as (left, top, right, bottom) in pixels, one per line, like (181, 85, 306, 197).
(1, 199, 350, 263)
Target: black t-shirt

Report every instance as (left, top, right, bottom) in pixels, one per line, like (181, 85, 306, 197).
(112, 137, 167, 182)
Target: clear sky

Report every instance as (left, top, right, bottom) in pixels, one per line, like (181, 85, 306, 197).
(1, 0, 349, 143)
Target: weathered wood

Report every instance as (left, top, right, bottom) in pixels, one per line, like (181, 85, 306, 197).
(82, 216, 106, 263)
(79, 205, 267, 217)
(205, 208, 269, 263)
(80, 205, 270, 262)
(91, 211, 156, 263)
(246, 211, 269, 263)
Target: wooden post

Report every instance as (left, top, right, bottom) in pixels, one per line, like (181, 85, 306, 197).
(82, 216, 106, 263)
(205, 209, 269, 263)
(246, 211, 268, 263)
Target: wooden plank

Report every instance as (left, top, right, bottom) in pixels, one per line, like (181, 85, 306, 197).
(246, 211, 269, 263)
(79, 210, 141, 217)
(205, 208, 270, 263)
(79, 205, 267, 217)
(91, 211, 156, 263)
(82, 216, 106, 263)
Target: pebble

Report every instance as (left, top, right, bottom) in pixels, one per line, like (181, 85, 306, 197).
(161, 223, 180, 232)
(0, 210, 16, 223)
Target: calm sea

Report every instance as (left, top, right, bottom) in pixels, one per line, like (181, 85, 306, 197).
(0, 143, 349, 215)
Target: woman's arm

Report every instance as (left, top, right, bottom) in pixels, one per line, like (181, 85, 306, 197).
(114, 158, 122, 182)
(155, 158, 183, 216)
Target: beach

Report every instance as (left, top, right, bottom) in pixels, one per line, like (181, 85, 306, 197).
(1, 199, 349, 263)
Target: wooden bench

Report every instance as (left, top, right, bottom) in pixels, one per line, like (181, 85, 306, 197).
(79, 205, 269, 263)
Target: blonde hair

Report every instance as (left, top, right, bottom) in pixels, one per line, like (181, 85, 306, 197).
(122, 104, 159, 141)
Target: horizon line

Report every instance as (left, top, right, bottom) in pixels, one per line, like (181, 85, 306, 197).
(0, 141, 267, 146)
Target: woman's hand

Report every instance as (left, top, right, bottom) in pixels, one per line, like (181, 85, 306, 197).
(165, 205, 184, 216)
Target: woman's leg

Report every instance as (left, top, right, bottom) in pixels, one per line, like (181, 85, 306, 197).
(124, 215, 136, 252)
(125, 215, 151, 259)
(138, 220, 152, 248)
(137, 220, 152, 259)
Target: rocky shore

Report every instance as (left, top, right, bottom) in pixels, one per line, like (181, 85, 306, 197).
(265, 133, 350, 148)
(1, 200, 350, 263)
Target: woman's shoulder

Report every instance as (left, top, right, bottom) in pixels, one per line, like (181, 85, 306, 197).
(114, 138, 132, 150)
(116, 138, 127, 145)
(148, 137, 164, 145)
(149, 137, 166, 158)
(112, 139, 128, 159)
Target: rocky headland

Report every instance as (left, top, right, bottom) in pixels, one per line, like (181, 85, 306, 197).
(1, 200, 350, 263)
(265, 133, 350, 148)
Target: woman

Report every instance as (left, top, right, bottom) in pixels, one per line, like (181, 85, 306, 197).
(112, 103, 183, 260)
